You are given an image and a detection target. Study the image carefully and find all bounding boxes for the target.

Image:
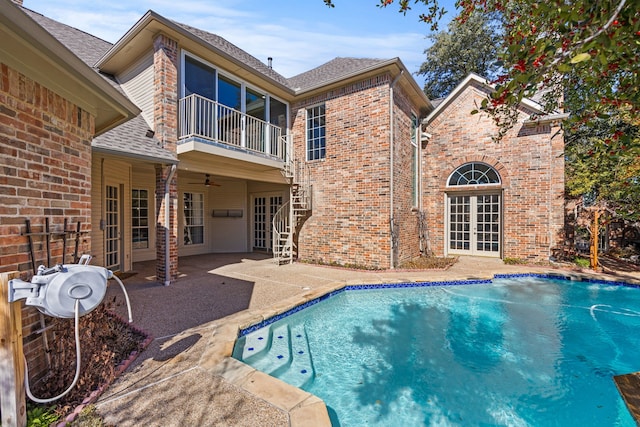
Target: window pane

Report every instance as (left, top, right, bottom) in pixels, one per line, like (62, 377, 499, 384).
(306, 104, 326, 161)
(132, 188, 150, 249)
(448, 162, 501, 186)
(270, 97, 287, 130)
(246, 87, 265, 121)
(219, 75, 241, 110)
(183, 192, 204, 245)
(185, 56, 216, 100)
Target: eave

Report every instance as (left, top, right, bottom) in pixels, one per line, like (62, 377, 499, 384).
(0, 0, 139, 135)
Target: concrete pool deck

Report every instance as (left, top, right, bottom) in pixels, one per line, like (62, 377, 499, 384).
(96, 254, 640, 426)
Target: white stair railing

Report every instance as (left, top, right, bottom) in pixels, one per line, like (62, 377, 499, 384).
(273, 137, 312, 264)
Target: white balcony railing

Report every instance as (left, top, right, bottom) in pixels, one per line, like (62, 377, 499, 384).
(178, 94, 287, 162)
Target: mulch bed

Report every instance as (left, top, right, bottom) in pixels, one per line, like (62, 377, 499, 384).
(26, 303, 152, 425)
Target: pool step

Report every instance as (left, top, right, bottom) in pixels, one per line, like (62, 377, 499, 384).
(236, 323, 315, 389)
(273, 324, 315, 388)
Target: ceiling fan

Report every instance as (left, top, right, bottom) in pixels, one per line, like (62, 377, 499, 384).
(188, 174, 221, 187)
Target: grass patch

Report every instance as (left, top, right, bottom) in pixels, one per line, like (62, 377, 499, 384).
(503, 257, 526, 265)
(574, 257, 591, 268)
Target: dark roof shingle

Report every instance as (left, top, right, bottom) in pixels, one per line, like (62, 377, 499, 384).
(287, 57, 390, 92)
(92, 114, 177, 163)
(171, 20, 291, 88)
(21, 8, 112, 68)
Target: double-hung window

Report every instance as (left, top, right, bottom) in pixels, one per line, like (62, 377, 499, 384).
(183, 192, 204, 245)
(306, 104, 326, 161)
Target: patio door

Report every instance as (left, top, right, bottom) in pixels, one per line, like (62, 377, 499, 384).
(253, 194, 282, 251)
(448, 193, 501, 257)
(105, 184, 123, 270)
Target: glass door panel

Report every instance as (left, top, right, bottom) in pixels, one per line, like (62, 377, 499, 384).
(448, 194, 500, 257)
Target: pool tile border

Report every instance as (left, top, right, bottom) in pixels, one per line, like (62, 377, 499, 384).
(239, 273, 640, 337)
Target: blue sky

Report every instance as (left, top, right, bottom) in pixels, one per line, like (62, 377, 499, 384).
(24, 0, 457, 87)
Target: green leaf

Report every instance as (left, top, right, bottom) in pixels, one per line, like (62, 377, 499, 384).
(558, 63, 572, 73)
(570, 52, 591, 64)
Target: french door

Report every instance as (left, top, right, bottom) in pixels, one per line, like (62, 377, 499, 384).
(253, 194, 283, 251)
(105, 184, 122, 270)
(448, 193, 501, 257)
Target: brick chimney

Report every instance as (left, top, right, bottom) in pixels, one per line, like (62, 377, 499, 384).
(12, 0, 24, 5)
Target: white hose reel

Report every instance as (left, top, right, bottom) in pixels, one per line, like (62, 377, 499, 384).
(7, 258, 133, 403)
(9, 263, 109, 319)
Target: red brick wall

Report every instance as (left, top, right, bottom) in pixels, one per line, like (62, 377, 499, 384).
(291, 74, 423, 269)
(391, 84, 421, 266)
(0, 62, 95, 379)
(423, 80, 565, 261)
(153, 34, 179, 283)
(291, 75, 392, 269)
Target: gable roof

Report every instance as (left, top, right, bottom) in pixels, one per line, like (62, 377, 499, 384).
(96, 10, 293, 98)
(424, 73, 568, 125)
(171, 20, 291, 89)
(18, 5, 176, 162)
(1, 0, 138, 135)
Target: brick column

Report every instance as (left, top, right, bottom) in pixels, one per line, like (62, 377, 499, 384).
(153, 33, 179, 284)
(155, 165, 178, 283)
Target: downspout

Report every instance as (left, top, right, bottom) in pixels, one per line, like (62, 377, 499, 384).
(389, 70, 403, 269)
(164, 164, 177, 286)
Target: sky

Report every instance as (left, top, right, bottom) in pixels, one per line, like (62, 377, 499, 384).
(23, 0, 457, 88)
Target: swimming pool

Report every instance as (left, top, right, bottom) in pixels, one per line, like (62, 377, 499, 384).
(233, 275, 640, 426)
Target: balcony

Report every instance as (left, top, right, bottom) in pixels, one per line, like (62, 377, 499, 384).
(178, 94, 288, 163)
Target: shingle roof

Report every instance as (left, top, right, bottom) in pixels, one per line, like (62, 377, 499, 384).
(92, 114, 177, 163)
(171, 20, 291, 89)
(21, 7, 174, 162)
(21, 8, 112, 68)
(287, 57, 391, 92)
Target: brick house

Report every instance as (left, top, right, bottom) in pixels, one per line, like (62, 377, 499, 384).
(422, 74, 567, 262)
(0, 0, 137, 380)
(4, 5, 566, 282)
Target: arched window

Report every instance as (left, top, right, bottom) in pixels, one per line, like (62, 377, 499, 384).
(448, 162, 500, 186)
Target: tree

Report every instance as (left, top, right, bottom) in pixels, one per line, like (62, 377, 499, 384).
(323, 0, 640, 149)
(417, 13, 502, 99)
(565, 111, 640, 221)
(565, 110, 640, 268)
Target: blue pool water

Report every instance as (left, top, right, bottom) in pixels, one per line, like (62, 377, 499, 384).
(233, 276, 640, 426)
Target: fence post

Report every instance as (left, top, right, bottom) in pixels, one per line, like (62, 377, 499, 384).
(0, 271, 27, 427)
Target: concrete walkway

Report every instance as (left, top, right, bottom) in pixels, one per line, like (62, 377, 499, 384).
(95, 254, 640, 426)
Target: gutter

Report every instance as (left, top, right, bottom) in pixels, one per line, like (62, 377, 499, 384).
(523, 113, 570, 126)
(389, 70, 403, 269)
(92, 146, 178, 165)
(164, 164, 177, 286)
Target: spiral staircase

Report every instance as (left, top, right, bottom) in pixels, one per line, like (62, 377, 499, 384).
(272, 146, 312, 265)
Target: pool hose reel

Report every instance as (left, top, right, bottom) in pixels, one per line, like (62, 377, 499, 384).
(9, 262, 109, 319)
(7, 257, 133, 403)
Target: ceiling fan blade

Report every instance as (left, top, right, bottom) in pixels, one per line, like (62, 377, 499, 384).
(186, 174, 220, 186)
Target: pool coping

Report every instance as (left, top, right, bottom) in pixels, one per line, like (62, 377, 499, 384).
(200, 271, 640, 426)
